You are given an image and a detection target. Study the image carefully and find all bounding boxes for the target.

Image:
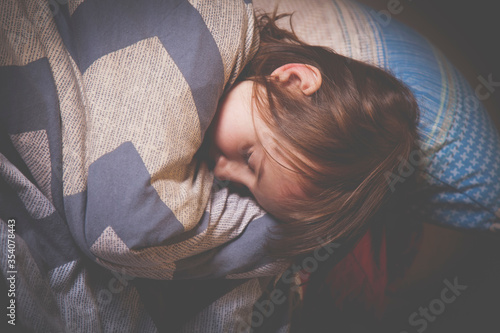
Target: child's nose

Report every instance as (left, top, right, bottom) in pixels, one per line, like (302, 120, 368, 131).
(213, 155, 229, 180)
(213, 155, 251, 188)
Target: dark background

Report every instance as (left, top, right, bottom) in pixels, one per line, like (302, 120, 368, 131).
(360, 0, 500, 125)
(396, 0, 500, 114)
(372, 2, 500, 332)
(413, 0, 500, 110)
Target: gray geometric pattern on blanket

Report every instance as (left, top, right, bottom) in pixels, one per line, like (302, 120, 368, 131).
(0, 220, 66, 331)
(64, 0, 224, 136)
(0, 219, 158, 332)
(54, 0, 276, 279)
(0, 55, 64, 213)
(0, 154, 54, 220)
(49, 0, 270, 279)
(0, 0, 274, 279)
(65, 141, 185, 252)
(89, 186, 287, 280)
(10, 130, 54, 205)
(177, 277, 272, 332)
(1, 0, 293, 331)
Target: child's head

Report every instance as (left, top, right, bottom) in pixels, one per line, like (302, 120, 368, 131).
(209, 13, 420, 258)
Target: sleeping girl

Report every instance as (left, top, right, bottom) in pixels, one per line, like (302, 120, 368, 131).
(205, 12, 420, 258)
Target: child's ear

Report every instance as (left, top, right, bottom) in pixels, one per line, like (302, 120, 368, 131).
(270, 63, 322, 95)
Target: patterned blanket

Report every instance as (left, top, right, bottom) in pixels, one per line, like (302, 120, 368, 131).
(1, 0, 293, 331)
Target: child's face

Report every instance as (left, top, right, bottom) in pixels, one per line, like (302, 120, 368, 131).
(209, 81, 306, 220)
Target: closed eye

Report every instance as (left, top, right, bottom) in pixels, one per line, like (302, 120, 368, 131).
(243, 151, 253, 164)
(243, 150, 255, 172)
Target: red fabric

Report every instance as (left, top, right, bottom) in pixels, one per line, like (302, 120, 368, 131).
(324, 229, 388, 319)
(299, 220, 423, 319)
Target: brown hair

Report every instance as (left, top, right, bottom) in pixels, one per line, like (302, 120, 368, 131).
(240, 12, 421, 258)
